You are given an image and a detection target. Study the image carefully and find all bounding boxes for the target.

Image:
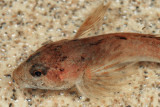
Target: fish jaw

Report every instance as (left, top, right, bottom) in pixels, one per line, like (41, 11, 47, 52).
(13, 63, 32, 88)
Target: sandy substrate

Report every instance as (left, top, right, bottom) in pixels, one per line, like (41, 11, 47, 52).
(0, 0, 160, 106)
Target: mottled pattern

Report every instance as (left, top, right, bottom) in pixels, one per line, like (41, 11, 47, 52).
(0, 0, 160, 106)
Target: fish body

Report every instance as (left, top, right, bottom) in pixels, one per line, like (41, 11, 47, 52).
(13, 2, 160, 97)
(13, 33, 160, 97)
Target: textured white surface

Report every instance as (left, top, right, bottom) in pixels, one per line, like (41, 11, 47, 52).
(0, 0, 160, 106)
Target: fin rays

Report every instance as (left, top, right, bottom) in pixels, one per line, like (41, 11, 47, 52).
(76, 61, 138, 98)
(73, 2, 111, 39)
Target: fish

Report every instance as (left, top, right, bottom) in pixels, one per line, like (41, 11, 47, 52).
(13, 2, 160, 98)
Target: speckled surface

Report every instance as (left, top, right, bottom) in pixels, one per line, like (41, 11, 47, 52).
(0, 0, 160, 107)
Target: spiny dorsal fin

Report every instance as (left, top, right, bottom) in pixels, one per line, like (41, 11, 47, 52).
(73, 2, 111, 39)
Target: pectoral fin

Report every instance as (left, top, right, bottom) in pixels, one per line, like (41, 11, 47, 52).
(76, 61, 138, 98)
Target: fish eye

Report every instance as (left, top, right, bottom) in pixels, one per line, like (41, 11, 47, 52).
(29, 64, 49, 77)
(34, 70, 42, 77)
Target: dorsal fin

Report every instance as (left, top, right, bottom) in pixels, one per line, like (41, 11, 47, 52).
(73, 2, 111, 39)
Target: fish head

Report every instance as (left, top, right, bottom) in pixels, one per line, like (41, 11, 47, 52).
(13, 42, 86, 90)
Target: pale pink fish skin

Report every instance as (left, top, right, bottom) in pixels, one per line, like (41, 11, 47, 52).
(13, 33, 160, 91)
(12, 2, 160, 97)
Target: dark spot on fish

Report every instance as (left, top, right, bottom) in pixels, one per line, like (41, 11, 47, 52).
(57, 53, 62, 57)
(26, 52, 41, 63)
(54, 45, 62, 51)
(141, 35, 160, 40)
(59, 68, 64, 72)
(60, 56, 67, 61)
(81, 56, 85, 61)
(72, 39, 78, 41)
(116, 36, 127, 40)
(141, 35, 156, 38)
(29, 64, 49, 77)
(76, 68, 79, 72)
(89, 39, 103, 46)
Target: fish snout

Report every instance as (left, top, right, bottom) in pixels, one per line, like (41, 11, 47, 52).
(12, 64, 26, 87)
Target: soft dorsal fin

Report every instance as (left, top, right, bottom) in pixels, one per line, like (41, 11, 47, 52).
(73, 2, 111, 39)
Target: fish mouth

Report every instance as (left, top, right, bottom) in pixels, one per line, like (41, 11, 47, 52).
(12, 66, 26, 88)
